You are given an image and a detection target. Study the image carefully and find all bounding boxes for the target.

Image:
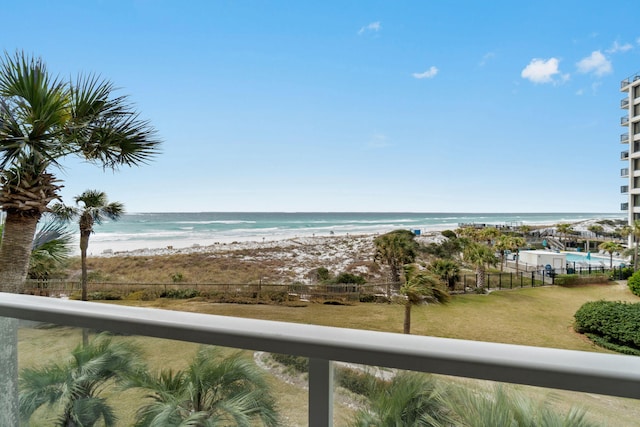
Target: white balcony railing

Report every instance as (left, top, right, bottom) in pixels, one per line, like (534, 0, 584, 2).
(1, 293, 640, 426)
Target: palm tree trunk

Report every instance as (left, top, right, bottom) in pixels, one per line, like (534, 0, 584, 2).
(0, 212, 40, 426)
(476, 266, 485, 288)
(403, 303, 411, 334)
(80, 231, 91, 346)
(0, 212, 39, 292)
(80, 231, 90, 301)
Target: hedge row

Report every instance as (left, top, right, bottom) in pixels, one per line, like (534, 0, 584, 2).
(554, 274, 609, 287)
(269, 353, 387, 397)
(574, 300, 640, 354)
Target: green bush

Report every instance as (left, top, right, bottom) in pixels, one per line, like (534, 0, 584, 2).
(160, 288, 200, 299)
(270, 353, 308, 373)
(611, 267, 634, 281)
(335, 367, 387, 397)
(333, 272, 366, 285)
(554, 274, 609, 287)
(574, 300, 640, 354)
(628, 270, 640, 296)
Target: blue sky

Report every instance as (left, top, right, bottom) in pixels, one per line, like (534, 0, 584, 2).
(2, 1, 638, 213)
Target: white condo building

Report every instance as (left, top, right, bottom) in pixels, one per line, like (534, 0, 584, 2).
(620, 72, 640, 229)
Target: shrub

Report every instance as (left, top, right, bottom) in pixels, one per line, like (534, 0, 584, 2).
(335, 367, 387, 397)
(88, 291, 122, 301)
(554, 274, 609, 287)
(160, 288, 200, 299)
(441, 229, 457, 239)
(611, 266, 634, 281)
(574, 300, 640, 354)
(334, 272, 366, 285)
(270, 353, 308, 373)
(628, 271, 640, 296)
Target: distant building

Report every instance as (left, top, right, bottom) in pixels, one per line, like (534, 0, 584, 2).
(620, 72, 640, 241)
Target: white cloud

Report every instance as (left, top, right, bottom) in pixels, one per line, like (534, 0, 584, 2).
(367, 133, 390, 148)
(479, 52, 496, 66)
(521, 58, 563, 84)
(412, 66, 438, 79)
(576, 50, 612, 76)
(358, 21, 381, 35)
(607, 41, 633, 54)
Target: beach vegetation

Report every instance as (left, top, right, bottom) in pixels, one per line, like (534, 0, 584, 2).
(127, 346, 279, 427)
(628, 270, 640, 296)
(53, 190, 125, 302)
(334, 272, 366, 285)
(597, 241, 624, 269)
(374, 230, 419, 284)
(441, 229, 457, 239)
(27, 220, 74, 280)
(462, 242, 498, 289)
(350, 372, 454, 426)
(574, 300, 640, 355)
(0, 51, 160, 422)
(555, 223, 575, 243)
(400, 264, 449, 334)
(426, 259, 460, 290)
(19, 334, 144, 426)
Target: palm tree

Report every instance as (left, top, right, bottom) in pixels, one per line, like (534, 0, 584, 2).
(374, 230, 419, 286)
(427, 259, 460, 290)
(128, 346, 279, 426)
(351, 372, 454, 426)
(494, 235, 510, 272)
(447, 384, 598, 427)
(28, 219, 74, 280)
(0, 52, 159, 293)
(598, 241, 623, 269)
(400, 264, 449, 334)
(53, 190, 124, 302)
(0, 52, 159, 422)
(507, 236, 526, 273)
(463, 242, 498, 289)
(19, 335, 144, 427)
(555, 223, 574, 244)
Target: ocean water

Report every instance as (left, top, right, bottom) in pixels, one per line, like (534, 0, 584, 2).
(82, 212, 623, 255)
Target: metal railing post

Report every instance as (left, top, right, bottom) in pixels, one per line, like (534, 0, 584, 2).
(309, 358, 333, 426)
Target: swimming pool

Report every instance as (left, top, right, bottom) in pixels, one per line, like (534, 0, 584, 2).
(564, 252, 626, 267)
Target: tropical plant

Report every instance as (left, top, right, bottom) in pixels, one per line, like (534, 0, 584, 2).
(462, 242, 498, 289)
(28, 220, 74, 279)
(350, 372, 454, 426)
(555, 223, 574, 244)
(53, 190, 125, 301)
(19, 335, 144, 427)
(448, 384, 599, 426)
(374, 230, 419, 285)
(0, 52, 159, 422)
(427, 259, 460, 290)
(507, 236, 526, 272)
(598, 241, 623, 269)
(631, 220, 640, 271)
(478, 226, 501, 245)
(588, 224, 604, 238)
(128, 346, 279, 427)
(400, 264, 449, 334)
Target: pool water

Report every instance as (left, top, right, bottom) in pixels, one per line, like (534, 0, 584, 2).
(564, 252, 625, 266)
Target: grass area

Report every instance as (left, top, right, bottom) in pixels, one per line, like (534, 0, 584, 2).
(18, 282, 640, 426)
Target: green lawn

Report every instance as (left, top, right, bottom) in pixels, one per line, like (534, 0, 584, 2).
(18, 283, 640, 426)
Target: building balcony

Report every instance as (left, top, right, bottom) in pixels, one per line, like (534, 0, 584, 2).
(622, 116, 630, 126)
(0, 293, 639, 426)
(621, 133, 630, 144)
(622, 150, 630, 160)
(621, 185, 629, 193)
(622, 98, 630, 109)
(622, 202, 629, 211)
(621, 71, 640, 89)
(621, 167, 629, 177)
